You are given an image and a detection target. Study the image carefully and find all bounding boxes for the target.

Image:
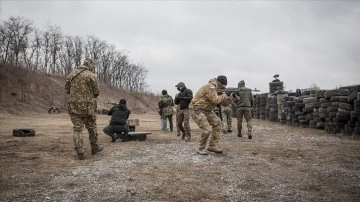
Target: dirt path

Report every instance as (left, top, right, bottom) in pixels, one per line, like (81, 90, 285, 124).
(0, 112, 359, 201)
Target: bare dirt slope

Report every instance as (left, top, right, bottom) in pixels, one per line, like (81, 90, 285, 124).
(0, 112, 359, 201)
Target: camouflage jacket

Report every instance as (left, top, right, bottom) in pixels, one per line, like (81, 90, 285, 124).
(189, 78, 233, 111)
(158, 94, 174, 116)
(65, 65, 99, 116)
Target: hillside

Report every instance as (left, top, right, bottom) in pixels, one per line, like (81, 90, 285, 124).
(0, 64, 159, 115)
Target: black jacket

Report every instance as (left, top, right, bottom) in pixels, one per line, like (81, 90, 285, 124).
(174, 88, 193, 109)
(108, 104, 131, 125)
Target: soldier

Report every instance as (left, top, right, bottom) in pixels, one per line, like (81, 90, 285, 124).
(189, 75, 233, 155)
(65, 58, 103, 160)
(221, 103, 233, 134)
(103, 99, 131, 142)
(174, 82, 193, 141)
(233, 80, 254, 139)
(158, 90, 174, 132)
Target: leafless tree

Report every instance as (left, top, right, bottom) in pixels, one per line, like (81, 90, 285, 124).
(48, 25, 63, 75)
(0, 16, 149, 93)
(27, 28, 42, 71)
(58, 35, 75, 76)
(73, 36, 83, 67)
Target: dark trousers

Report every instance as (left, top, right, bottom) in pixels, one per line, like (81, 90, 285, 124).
(103, 124, 129, 136)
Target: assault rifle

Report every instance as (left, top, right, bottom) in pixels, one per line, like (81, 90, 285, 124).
(216, 87, 260, 94)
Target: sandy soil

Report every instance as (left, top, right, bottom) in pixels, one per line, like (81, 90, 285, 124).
(0, 112, 359, 201)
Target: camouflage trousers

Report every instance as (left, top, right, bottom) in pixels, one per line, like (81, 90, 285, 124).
(161, 115, 173, 132)
(177, 108, 191, 138)
(70, 114, 100, 154)
(236, 107, 252, 134)
(190, 108, 221, 150)
(221, 107, 233, 132)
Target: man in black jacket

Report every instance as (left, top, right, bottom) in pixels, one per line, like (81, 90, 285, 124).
(103, 99, 131, 142)
(174, 82, 193, 141)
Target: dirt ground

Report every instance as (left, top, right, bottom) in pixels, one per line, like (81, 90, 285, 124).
(0, 112, 359, 202)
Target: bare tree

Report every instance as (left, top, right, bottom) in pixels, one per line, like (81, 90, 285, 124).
(48, 25, 63, 75)
(27, 28, 42, 71)
(73, 36, 83, 67)
(41, 29, 51, 74)
(58, 35, 75, 76)
(8, 16, 33, 66)
(0, 15, 150, 93)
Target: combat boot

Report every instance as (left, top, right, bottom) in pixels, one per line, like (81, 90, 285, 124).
(91, 146, 104, 155)
(248, 131, 252, 139)
(237, 133, 242, 138)
(77, 153, 85, 160)
(207, 146, 223, 153)
(197, 149, 208, 155)
(111, 133, 117, 142)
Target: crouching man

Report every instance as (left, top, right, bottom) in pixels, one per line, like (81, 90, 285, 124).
(103, 99, 131, 142)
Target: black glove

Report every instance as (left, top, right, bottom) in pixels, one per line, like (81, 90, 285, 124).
(177, 92, 185, 99)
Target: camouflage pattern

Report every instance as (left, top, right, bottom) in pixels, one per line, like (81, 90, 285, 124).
(190, 110, 221, 150)
(70, 114, 99, 154)
(189, 78, 233, 111)
(65, 58, 100, 155)
(159, 94, 174, 116)
(159, 94, 174, 132)
(233, 80, 253, 134)
(189, 78, 233, 150)
(236, 107, 252, 134)
(221, 104, 233, 132)
(161, 115, 173, 132)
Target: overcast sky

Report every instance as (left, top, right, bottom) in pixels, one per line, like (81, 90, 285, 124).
(1, 0, 359, 97)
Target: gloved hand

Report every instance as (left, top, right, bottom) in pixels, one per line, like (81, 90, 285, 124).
(177, 93, 185, 98)
(230, 92, 236, 98)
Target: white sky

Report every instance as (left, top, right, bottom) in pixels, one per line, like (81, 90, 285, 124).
(1, 0, 359, 97)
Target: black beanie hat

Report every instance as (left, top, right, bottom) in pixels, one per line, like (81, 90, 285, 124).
(119, 99, 126, 105)
(217, 75, 227, 86)
(162, 90, 167, 95)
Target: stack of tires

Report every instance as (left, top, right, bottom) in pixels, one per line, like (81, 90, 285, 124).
(269, 95, 278, 122)
(310, 91, 325, 129)
(254, 95, 261, 119)
(352, 92, 360, 136)
(301, 96, 318, 128)
(259, 93, 267, 119)
(285, 96, 295, 126)
(277, 92, 288, 124)
(292, 97, 305, 126)
(339, 86, 360, 136)
(269, 79, 284, 94)
(323, 88, 352, 134)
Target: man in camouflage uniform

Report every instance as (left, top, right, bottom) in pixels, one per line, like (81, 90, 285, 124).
(233, 80, 254, 139)
(65, 58, 103, 160)
(159, 90, 174, 132)
(189, 75, 233, 155)
(174, 82, 193, 141)
(221, 103, 233, 134)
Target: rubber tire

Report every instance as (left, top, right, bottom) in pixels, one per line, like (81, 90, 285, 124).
(13, 129, 35, 137)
